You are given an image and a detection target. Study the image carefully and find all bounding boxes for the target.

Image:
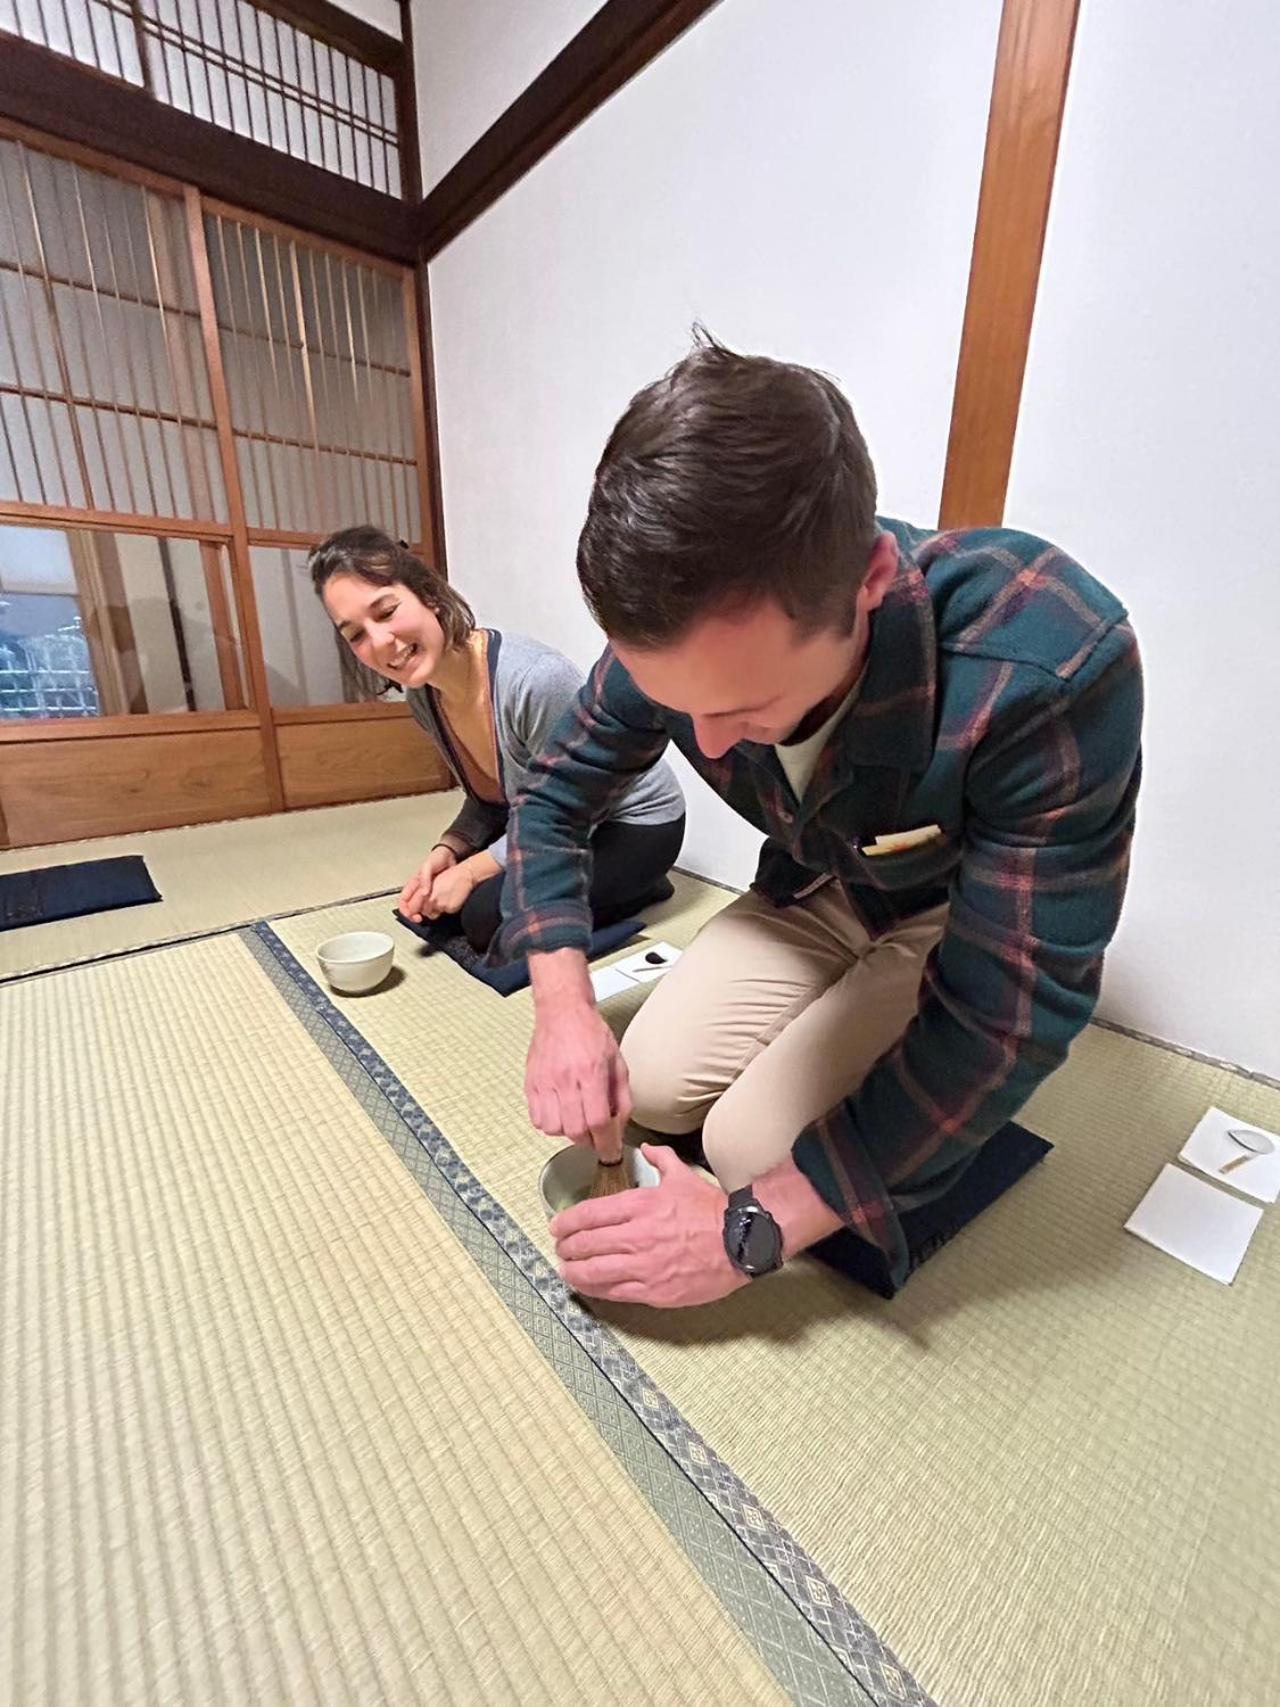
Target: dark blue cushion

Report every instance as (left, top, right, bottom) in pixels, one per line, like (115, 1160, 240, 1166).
(810, 1121, 1052, 1297)
(394, 910, 642, 996)
(0, 856, 160, 932)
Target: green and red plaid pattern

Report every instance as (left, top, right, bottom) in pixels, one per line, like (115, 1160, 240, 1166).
(497, 519, 1143, 1286)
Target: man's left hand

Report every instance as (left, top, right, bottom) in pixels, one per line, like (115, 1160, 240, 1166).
(552, 1143, 749, 1308)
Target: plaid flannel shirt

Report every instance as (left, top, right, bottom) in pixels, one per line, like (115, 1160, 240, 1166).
(497, 520, 1143, 1286)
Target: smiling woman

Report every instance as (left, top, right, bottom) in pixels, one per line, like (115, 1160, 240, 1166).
(307, 526, 687, 955)
(310, 527, 475, 690)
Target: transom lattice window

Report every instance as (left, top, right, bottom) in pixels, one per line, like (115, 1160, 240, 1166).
(0, 0, 402, 195)
(0, 0, 144, 83)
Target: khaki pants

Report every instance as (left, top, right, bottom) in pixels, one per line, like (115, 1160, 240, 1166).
(622, 883, 947, 1191)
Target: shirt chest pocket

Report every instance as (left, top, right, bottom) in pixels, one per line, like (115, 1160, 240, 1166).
(850, 831, 960, 892)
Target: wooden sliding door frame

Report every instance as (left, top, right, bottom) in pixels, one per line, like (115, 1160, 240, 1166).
(0, 124, 440, 808)
(199, 540, 247, 712)
(274, 700, 409, 726)
(184, 182, 285, 809)
(0, 511, 254, 743)
(0, 502, 233, 540)
(66, 530, 133, 717)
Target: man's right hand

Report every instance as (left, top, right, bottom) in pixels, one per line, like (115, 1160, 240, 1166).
(399, 844, 457, 923)
(526, 948, 631, 1154)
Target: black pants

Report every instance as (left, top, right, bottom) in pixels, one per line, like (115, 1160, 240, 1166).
(460, 815, 686, 954)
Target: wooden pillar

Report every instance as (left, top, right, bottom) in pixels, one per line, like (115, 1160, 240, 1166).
(939, 0, 1081, 529)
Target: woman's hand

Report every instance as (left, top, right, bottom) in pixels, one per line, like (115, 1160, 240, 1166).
(423, 860, 480, 918)
(399, 844, 456, 923)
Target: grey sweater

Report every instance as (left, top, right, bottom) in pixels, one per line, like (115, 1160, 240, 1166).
(407, 630, 684, 867)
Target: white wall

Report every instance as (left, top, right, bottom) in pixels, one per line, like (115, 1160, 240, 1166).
(412, 0, 602, 191)
(429, 0, 1002, 887)
(1005, 0, 1280, 1077)
(333, 0, 401, 38)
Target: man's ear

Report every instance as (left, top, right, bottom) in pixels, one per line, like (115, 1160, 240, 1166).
(858, 531, 899, 615)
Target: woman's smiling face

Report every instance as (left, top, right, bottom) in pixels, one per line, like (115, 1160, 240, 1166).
(323, 573, 447, 690)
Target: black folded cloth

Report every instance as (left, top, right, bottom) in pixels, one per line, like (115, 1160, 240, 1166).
(812, 1120, 1052, 1297)
(0, 856, 160, 932)
(393, 910, 643, 996)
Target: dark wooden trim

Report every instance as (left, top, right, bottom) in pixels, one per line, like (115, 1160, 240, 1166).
(0, 36, 418, 262)
(419, 0, 724, 257)
(395, 0, 423, 205)
(939, 0, 1080, 529)
(0, 112, 188, 194)
(410, 264, 448, 574)
(126, 0, 156, 96)
(251, 0, 402, 72)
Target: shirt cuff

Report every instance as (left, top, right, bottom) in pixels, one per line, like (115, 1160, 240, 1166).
(489, 903, 594, 967)
(792, 1113, 909, 1289)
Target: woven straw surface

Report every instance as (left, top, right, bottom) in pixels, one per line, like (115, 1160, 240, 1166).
(275, 885, 1280, 1707)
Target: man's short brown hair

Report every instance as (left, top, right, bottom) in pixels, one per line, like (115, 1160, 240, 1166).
(577, 331, 879, 648)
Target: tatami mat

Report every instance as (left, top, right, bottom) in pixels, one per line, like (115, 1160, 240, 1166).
(0, 932, 823, 1707)
(0, 791, 460, 981)
(274, 888, 1280, 1707)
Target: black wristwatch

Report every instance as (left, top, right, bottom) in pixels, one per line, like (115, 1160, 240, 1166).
(723, 1187, 784, 1279)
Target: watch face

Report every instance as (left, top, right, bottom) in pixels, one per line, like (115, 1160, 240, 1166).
(729, 1204, 782, 1276)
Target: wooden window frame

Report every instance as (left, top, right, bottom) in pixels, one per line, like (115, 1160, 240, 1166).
(0, 123, 439, 816)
